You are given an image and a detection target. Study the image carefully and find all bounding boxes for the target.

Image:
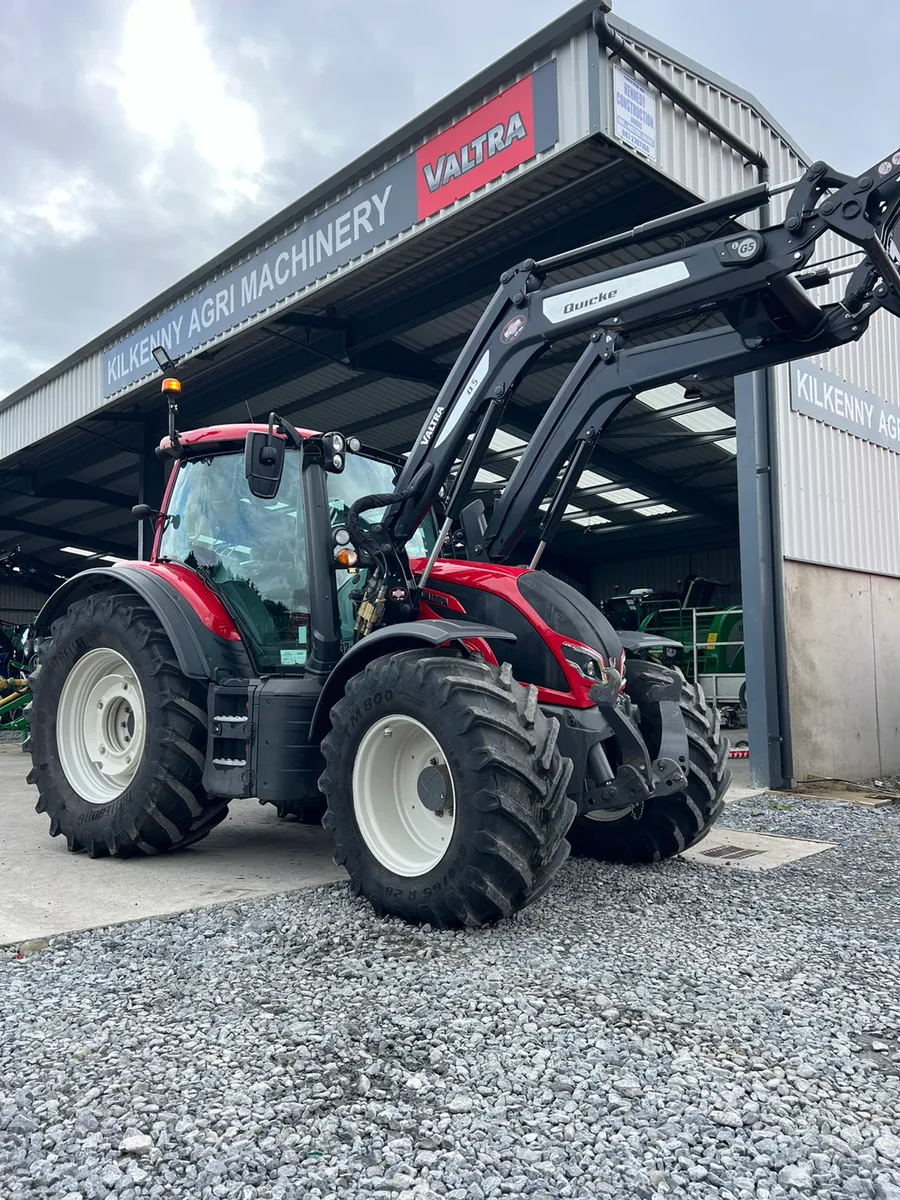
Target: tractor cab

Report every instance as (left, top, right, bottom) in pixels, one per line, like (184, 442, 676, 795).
(153, 424, 437, 674)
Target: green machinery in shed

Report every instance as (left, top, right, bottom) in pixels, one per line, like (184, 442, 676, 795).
(0, 621, 31, 738)
(600, 577, 746, 727)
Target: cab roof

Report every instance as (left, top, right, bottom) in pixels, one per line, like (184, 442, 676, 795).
(159, 423, 319, 452)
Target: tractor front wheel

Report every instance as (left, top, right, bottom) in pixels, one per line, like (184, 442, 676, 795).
(28, 592, 228, 856)
(320, 651, 575, 927)
(568, 660, 730, 863)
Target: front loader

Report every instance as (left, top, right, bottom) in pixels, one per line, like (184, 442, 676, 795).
(26, 145, 900, 926)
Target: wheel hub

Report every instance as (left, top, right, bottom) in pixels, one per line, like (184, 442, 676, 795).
(57, 648, 147, 804)
(352, 714, 457, 877)
(416, 763, 452, 813)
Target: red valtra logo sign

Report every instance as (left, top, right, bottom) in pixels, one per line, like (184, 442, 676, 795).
(415, 62, 558, 221)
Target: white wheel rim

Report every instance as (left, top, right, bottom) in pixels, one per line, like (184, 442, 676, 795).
(57, 648, 147, 804)
(352, 714, 457, 877)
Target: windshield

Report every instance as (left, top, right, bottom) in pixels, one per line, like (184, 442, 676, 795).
(328, 452, 437, 646)
(326, 454, 434, 559)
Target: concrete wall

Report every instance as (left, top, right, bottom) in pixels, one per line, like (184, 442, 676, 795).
(783, 559, 900, 782)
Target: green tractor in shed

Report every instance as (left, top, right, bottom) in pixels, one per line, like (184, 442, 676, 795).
(601, 576, 746, 728)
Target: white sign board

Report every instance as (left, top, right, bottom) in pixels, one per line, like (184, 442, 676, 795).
(613, 65, 657, 162)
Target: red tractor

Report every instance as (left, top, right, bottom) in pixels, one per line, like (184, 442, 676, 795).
(25, 149, 900, 925)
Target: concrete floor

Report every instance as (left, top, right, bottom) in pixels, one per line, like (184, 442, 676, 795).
(0, 744, 345, 946)
(0, 733, 763, 946)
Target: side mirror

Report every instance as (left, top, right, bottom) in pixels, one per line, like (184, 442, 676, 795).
(245, 430, 285, 499)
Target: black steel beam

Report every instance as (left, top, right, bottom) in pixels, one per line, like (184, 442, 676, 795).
(629, 428, 737, 459)
(606, 395, 735, 435)
(274, 312, 348, 333)
(348, 340, 448, 388)
(0, 516, 133, 559)
(33, 481, 135, 509)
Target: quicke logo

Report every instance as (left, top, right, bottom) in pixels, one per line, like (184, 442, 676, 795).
(563, 288, 618, 315)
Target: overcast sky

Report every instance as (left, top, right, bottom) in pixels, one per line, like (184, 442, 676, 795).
(1, 0, 896, 400)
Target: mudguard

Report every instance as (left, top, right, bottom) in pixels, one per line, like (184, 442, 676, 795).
(33, 565, 252, 681)
(309, 619, 516, 742)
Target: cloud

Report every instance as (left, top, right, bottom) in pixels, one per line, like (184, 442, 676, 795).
(90, 0, 266, 210)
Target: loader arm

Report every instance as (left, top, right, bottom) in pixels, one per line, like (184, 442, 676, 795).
(349, 146, 900, 606)
(482, 293, 872, 560)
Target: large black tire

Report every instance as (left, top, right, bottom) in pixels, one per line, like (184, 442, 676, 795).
(568, 660, 730, 863)
(27, 592, 228, 857)
(319, 651, 575, 928)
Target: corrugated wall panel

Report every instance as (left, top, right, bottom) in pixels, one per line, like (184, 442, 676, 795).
(0, 354, 104, 463)
(774, 303, 900, 576)
(602, 31, 806, 201)
(590, 546, 741, 605)
(0, 583, 46, 623)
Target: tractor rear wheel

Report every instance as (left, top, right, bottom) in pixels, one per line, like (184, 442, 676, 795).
(320, 650, 575, 928)
(568, 660, 729, 863)
(28, 592, 228, 856)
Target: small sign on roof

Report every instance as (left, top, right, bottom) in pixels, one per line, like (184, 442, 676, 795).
(613, 65, 658, 163)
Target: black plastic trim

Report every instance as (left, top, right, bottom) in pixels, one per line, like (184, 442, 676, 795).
(309, 619, 515, 741)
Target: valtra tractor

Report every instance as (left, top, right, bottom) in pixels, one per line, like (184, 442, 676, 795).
(25, 148, 900, 926)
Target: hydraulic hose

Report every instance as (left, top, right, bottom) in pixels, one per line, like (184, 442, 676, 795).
(347, 488, 418, 557)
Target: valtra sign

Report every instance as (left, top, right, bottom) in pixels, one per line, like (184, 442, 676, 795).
(102, 63, 558, 398)
(416, 62, 558, 221)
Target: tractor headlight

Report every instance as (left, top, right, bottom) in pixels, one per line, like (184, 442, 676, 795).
(561, 642, 605, 680)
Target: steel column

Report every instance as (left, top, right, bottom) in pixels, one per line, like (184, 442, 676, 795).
(735, 370, 791, 788)
(137, 421, 167, 560)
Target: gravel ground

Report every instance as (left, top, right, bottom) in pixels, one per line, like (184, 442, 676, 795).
(2, 794, 900, 1200)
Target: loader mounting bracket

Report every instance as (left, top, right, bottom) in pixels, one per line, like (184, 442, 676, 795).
(582, 677, 689, 812)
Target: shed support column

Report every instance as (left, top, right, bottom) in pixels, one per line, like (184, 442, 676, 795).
(735, 369, 792, 789)
(138, 422, 167, 560)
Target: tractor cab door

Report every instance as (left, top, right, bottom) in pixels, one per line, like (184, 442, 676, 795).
(158, 449, 313, 672)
